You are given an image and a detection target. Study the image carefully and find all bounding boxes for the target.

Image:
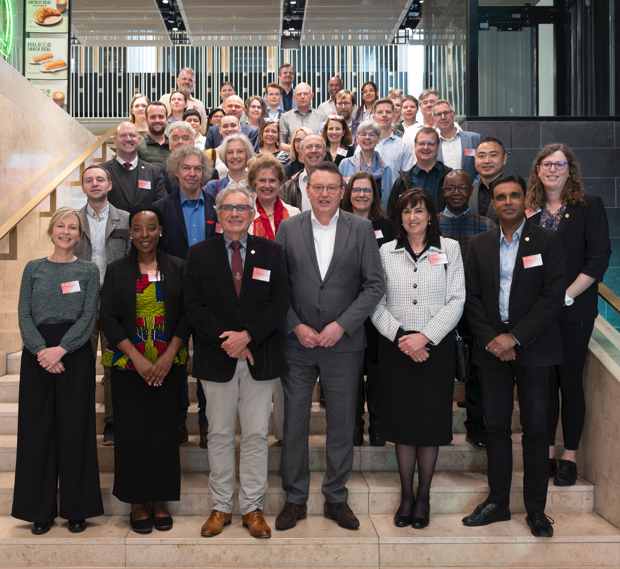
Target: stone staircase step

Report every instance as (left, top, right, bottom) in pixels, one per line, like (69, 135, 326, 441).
(0, 470, 593, 517)
(0, 512, 618, 568)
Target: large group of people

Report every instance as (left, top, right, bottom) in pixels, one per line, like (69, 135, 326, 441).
(13, 64, 611, 544)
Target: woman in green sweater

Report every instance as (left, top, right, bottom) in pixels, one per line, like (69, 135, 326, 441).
(13, 207, 103, 535)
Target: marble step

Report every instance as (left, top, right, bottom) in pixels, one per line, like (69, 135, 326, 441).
(0, 470, 593, 517)
(0, 512, 618, 568)
(0, 433, 541, 474)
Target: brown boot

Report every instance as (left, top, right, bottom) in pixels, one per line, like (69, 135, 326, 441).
(242, 509, 271, 538)
(324, 501, 360, 529)
(199, 425, 209, 449)
(201, 510, 232, 537)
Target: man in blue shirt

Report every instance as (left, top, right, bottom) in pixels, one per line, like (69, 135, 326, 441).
(153, 146, 217, 450)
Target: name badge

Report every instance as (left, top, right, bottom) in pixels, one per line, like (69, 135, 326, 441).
(61, 281, 81, 294)
(215, 223, 223, 234)
(375, 230, 384, 239)
(429, 253, 448, 265)
(337, 147, 348, 157)
(523, 254, 543, 269)
(525, 208, 542, 219)
(464, 148, 475, 157)
(138, 180, 152, 190)
(252, 268, 271, 282)
(147, 270, 161, 282)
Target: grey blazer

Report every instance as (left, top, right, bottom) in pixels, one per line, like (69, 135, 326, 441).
(469, 180, 499, 224)
(74, 204, 131, 267)
(274, 209, 385, 353)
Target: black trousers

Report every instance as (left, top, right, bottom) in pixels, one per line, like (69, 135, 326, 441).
(464, 362, 484, 435)
(479, 361, 550, 513)
(12, 323, 103, 522)
(355, 361, 379, 430)
(547, 319, 595, 450)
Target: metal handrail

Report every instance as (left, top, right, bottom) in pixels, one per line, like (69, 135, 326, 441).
(0, 124, 118, 260)
(599, 283, 620, 316)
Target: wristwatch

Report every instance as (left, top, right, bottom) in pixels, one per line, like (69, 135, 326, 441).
(565, 293, 574, 307)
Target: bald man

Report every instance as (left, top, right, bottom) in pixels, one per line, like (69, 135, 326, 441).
(100, 122, 166, 212)
(318, 77, 344, 116)
(279, 82, 328, 152)
(204, 96, 259, 152)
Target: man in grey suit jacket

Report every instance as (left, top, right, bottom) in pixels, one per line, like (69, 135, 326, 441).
(274, 161, 385, 531)
(74, 165, 131, 446)
(468, 137, 508, 225)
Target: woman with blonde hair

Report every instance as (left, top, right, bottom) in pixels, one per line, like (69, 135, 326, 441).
(129, 93, 150, 134)
(283, 126, 312, 179)
(388, 89, 404, 129)
(526, 143, 611, 487)
(13, 207, 103, 535)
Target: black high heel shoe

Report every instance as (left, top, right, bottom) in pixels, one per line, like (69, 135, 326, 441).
(411, 504, 430, 529)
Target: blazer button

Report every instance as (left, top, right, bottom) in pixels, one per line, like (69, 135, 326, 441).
(320, 286, 325, 290)
(413, 300, 417, 305)
(414, 267, 417, 272)
(413, 284, 417, 288)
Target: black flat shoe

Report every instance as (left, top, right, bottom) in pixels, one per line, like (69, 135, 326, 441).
(68, 519, 86, 533)
(462, 502, 511, 526)
(130, 512, 153, 534)
(411, 516, 429, 529)
(549, 457, 558, 478)
(32, 521, 53, 535)
(393, 514, 412, 527)
(554, 459, 577, 486)
(154, 515, 173, 531)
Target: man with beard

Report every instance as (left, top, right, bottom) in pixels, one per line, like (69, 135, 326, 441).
(138, 102, 171, 168)
(160, 67, 209, 136)
(318, 90, 360, 145)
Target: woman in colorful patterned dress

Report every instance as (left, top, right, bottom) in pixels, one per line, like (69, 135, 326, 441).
(100, 205, 192, 534)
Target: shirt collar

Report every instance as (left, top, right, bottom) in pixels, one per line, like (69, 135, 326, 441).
(380, 132, 396, 142)
(311, 208, 339, 228)
(435, 122, 463, 141)
(413, 161, 442, 175)
(442, 206, 471, 218)
(179, 190, 204, 206)
(223, 233, 249, 249)
(86, 203, 109, 220)
(299, 169, 309, 184)
(116, 155, 138, 169)
(499, 217, 526, 244)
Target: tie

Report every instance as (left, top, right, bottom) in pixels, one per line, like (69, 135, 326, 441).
(123, 162, 132, 170)
(231, 242, 243, 297)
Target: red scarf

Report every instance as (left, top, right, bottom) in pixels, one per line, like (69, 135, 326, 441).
(253, 197, 289, 241)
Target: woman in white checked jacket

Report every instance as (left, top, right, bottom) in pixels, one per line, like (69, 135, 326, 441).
(371, 188, 465, 530)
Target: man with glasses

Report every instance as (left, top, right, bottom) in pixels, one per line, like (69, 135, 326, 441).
(318, 77, 344, 116)
(184, 183, 290, 539)
(279, 83, 328, 153)
(204, 96, 259, 152)
(274, 161, 384, 531)
(160, 67, 209, 136)
(387, 127, 452, 219)
(438, 170, 495, 452)
(432, 99, 481, 183)
(318, 90, 360, 145)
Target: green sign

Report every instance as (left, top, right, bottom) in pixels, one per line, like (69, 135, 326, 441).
(0, 0, 15, 58)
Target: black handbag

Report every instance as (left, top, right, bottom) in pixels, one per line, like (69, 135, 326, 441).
(454, 328, 470, 383)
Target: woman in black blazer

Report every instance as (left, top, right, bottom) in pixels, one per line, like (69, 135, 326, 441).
(100, 205, 192, 534)
(322, 116, 355, 166)
(526, 143, 611, 486)
(342, 171, 398, 447)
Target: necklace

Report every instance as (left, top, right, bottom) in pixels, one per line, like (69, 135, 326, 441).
(267, 212, 274, 217)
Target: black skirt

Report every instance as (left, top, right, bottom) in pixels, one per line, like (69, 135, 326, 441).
(376, 332, 455, 446)
(111, 366, 184, 503)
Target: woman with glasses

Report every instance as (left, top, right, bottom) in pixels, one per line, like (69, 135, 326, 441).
(283, 127, 313, 180)
(257, 119, 291, 166)
(526, 144, 611, 487)
(342, 172, 397, 447)
(354, 81, 378, 123)
(167, 91, 188, 127)
(205, 133, 255, 197)
(321, 116, 355, 166)
(244, 96, 267, 130)
(339, 121, 392, 209)
(394, 95, 420, 138)
(207, 107, 225, 130)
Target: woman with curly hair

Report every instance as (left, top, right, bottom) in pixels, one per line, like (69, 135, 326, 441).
(257, 119, 291, 165)
(526, 143, 611, 487)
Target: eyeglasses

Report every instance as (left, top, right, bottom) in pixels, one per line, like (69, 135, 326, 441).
(442, 184, 471, 194)
(539, 161, 567, 170)
(308, 184, 342, 194)
(336, 101, 352, 106)
(351, 188, 373, 195)
(249, 104, 262, 110)
(218, 204, 252, 213)
(358, 132, 377, 139)
(416, 141, 437, 147)
(433, 110, 453, 118)
(171, 135, 192, 143)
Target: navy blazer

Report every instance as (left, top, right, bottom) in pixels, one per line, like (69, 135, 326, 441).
(153, 189, 217, 261)
(438, 130, 481, 184)
(204, 124, 259, 152)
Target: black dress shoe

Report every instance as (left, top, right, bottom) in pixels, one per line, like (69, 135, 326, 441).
(324, 501, 360, 529)
(554, 459, 577, 486)
(368, 426, 386, 447)
(393, 514, 412, 528)
(68, 519, 86, 533)
(462, 502, 511, 526)
(32, 521, 53, 535)
(353, 426, 364, 446)
(130, 513, 153, 534)
(275, 502, 307, 530)
(526, 510, 554, 537)
(549, 457, 558, 478)
(465, 431, 486, 451)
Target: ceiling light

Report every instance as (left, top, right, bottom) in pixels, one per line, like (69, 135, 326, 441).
(290, 1, 296, 3)
(162, 0, 168, 3)
(172, 26, 178, 31)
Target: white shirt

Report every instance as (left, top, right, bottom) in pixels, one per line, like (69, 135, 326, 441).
(311, 209, 339, 280)
(116, 156, 138, 170)
(317, 99, 336, 116)
(86, 203, 109, 285)
(435, 122, 464, 170)
(299, 170, 312, 212)
(194, 134, 206, 149)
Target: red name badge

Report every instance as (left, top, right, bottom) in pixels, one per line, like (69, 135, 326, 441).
(147, 270, 161, 282)
(464, 148, 475, 157)
(252, 268, 271, 282)
(429, 253, 448, 265)
(215, 223, 223, 234)
(523, 254, 543, 269)
(61, 281, 81, 294)
(375, 230, 384, 239)
(138, 180, 152, 190)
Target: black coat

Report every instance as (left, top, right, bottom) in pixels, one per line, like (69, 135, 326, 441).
(465, 220, 566, 368)
(184, 234, 290, 382)
(100, 255, 192, 350)
(528, 194, 611, 322)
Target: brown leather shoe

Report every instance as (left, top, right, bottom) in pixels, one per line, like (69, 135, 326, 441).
(242, 509, 271, 538)
(275, 502, 307, 530)
(201, 510, 232, 537)
(179, 426, 189, 445)
(199, 425, 209, 449)
(324, 501, 360, 529)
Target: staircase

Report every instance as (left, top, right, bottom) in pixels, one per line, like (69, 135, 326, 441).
(0, 352, 619, 568)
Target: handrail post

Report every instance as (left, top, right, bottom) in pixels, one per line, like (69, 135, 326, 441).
(39, 189, 57, 218)
(0, 227, 17, 261)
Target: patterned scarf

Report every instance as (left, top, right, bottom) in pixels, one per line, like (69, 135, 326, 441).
(353, 151, 386, 181)
(253, 197, 290, 241)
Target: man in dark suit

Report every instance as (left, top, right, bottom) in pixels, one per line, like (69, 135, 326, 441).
(468, 137, 508, 224)
(204, 96, 259, 152)
(184, 183, 290, 539)
(274, 161, 385, 531)
(101, 122, 166, 213)
(462, 174, 566, 538)
(154, 145, 218, 448)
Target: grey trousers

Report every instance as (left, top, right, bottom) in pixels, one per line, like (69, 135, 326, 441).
(90, 302, 112, 425)
(273, 378, 284, 441)
(280, 344, 363, 504)
(201, 359, 274, 515)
